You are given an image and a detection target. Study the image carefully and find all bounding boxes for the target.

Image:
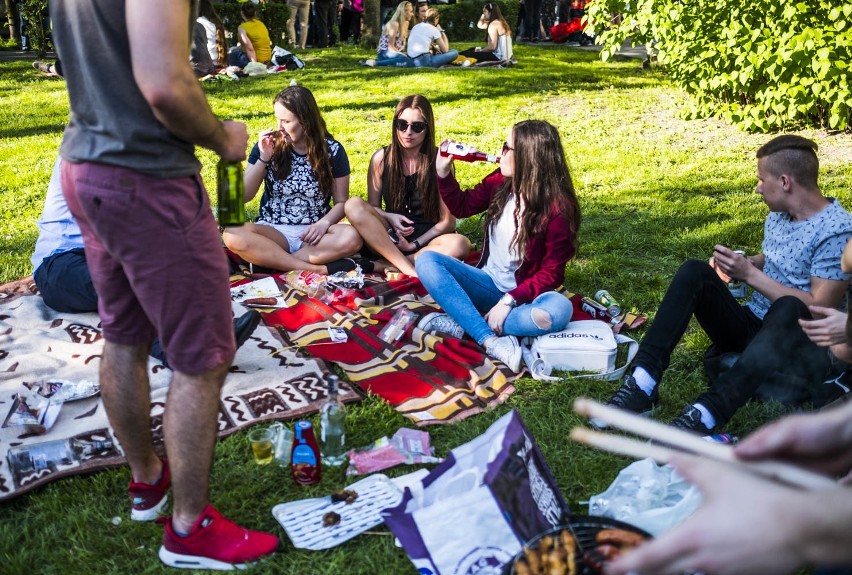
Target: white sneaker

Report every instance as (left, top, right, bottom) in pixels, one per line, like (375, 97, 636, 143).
(485, 335, 522, 373)
(418, 312, 464, 339)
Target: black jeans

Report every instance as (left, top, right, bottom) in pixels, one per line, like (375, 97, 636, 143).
(524, 0, 541, 39)
(314, 0, 337, 47)
(635, 259, 832, 426)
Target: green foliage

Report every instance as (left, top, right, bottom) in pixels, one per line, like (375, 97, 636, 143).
(586, 0, 852, 132)
(436, 1, 519, 42)
(2, 46, 852, 574)
(17, 0, 50, 53)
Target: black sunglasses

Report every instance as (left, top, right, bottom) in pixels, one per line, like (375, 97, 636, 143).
(394, 119, 428, 134)
(502, 142, 514, 154)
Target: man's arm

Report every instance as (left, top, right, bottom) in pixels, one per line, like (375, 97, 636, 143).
(237, 26, 257, 62)
(126, 0, 247, 161)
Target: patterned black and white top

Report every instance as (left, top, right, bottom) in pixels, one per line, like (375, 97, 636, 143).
(249, 138, 350, 225)
(747, 198, 852, 319)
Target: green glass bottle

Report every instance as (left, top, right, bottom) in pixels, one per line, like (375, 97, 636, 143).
(217, 159, 246, 226)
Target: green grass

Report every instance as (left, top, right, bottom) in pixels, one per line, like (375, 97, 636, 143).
(1, 44, 852, 574)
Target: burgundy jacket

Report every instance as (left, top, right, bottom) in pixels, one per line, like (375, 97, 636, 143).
(438, 169, 577, 305)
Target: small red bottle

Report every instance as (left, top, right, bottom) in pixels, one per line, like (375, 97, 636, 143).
(439, 142, 499, 163)
(290, 421, 322, 485)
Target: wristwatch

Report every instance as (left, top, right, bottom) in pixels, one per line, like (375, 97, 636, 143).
(500, 293, 516, 308)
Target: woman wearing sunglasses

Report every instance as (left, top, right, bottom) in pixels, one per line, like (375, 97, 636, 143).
(344, 95, 471, 277)
(223, 85, 362, 274)
(414, 120, 580, 372)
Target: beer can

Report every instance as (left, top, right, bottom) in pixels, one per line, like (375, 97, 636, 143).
(728, 250, 747, 298)
(594, 289, 621, 318)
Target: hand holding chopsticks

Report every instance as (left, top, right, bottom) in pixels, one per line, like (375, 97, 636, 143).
(570, 398, 837, 491)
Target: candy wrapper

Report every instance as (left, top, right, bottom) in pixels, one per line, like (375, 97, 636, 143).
(346, 428, 443, 476)
(327, 265, 365, 290)
(378, 307, 417, 343)
(2, 381, 69, 434)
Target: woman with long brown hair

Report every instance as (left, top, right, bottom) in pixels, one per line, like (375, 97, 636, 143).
(344, 95, 470, 277)
(223, 86, 362, 273)
(457, 2, 513, 64)
(415, 120, 581, 372)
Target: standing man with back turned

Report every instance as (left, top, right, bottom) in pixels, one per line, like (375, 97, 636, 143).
(49, 0, 278, 569)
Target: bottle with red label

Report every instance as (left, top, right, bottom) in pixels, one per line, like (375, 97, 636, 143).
(290, 420, 322, 485)
(439, 142, 499, 163)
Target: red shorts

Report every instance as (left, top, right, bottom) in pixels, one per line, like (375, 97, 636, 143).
(61, 161, 235, 374)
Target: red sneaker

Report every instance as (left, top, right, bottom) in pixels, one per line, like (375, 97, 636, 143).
(158, 505, 278, 570)
(129, 459, 171, 521)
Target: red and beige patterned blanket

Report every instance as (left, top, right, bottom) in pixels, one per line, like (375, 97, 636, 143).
(242, 272, 523, 426)
(0, 277, 352, 502)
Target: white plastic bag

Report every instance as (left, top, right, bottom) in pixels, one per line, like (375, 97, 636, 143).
(587, 458, 702, 536)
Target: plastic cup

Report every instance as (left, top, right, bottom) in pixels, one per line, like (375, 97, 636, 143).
(270, 423, 294, 466)
(248, 427, 275, 465)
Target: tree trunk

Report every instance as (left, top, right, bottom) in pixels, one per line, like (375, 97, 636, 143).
(360, 0, 380, 48)
(6, 0, 19, 42)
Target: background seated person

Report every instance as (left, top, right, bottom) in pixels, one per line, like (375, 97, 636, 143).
(407, 8, 459, 68)
(228, 2, 272, 68)
(223, 86, 362, 274)
(457, 2, 513, 65)
(190, 21, 216, 77)
(363, 1, 414, 67)
(344, 94, 471, 278)
(198, 0, 228, 68)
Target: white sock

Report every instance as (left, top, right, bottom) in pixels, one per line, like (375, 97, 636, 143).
(694, 403, 716, 429)
(632, 367, 657, 396)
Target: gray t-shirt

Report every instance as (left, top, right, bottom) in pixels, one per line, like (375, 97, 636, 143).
(747, 198, 852, 318)
(51, 0, 200, 177)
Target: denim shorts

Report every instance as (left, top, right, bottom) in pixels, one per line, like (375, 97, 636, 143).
(61, 161, 236, 374)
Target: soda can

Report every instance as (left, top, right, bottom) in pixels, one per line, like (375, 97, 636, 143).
(728, 250, 748, 298)
(594, 289, 621, 318)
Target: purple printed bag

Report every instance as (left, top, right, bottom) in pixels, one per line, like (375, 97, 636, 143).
(382, 410, 569, 575)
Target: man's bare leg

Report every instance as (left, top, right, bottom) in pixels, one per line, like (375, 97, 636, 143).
(99, 340, 163, 485)
(164, 360, 231, 533)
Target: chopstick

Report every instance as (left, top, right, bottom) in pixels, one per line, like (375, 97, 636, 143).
(571, 398, 836, 491)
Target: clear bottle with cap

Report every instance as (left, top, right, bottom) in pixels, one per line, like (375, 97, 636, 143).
(7, 436, 114, 475)
(319, 374, 347, 466)
(217, 158, 246, 227)
(439, 141, 499, 163)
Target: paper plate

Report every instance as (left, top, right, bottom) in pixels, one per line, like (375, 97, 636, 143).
(272, 473, 404, 550)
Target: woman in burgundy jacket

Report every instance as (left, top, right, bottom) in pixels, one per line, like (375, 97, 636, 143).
(415, 120, 581, 372)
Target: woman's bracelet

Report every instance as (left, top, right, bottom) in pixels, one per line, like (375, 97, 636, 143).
(256, 157, 270, 165)
(413, 239, 422, 251)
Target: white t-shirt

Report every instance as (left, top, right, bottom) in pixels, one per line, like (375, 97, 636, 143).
(198, 16, 219, 62)
(482, 194, 521, 292)
(407, 22, 442, 58)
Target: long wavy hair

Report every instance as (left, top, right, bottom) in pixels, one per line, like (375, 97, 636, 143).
(484, 120, 580, 259)
(382, 95, 439, 222)
(385, 1, 412, 37)
(199, 0, 227, 68)
(270, 86, 334, 199)
(482, 2, 511, 38)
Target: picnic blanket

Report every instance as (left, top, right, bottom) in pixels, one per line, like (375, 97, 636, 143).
(0, 277, 356, 502)
(249, 272, 523, 426)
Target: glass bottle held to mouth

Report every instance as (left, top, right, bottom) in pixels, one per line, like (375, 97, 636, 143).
(439, 141, 499, 163)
